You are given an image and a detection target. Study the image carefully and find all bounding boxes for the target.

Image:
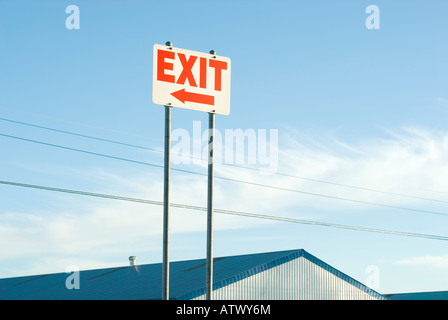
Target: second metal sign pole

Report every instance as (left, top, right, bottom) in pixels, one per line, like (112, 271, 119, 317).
(162, 104, 171, 300)
(206, 111, 215, 300)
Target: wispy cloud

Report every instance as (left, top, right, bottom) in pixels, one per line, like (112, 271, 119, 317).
(276, 126, 448, 209)
(435, 97, 448, 104)
(396, 255, 448, 268)
(2, 126, 448, 277)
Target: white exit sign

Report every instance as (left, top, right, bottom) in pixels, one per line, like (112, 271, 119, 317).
(153, 44, 231, 115)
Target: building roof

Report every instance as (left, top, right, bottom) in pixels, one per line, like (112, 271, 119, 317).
(385, 291, 448, 300)
(0, 249, 386, 300)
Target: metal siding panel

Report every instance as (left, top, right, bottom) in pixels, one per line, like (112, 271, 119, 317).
(195, 257, 379, 300)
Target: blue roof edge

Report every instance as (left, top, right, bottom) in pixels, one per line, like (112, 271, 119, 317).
(176, 249, 387, 300)
(301, 250, 387, 300)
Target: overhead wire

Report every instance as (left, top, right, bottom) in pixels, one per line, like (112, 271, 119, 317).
(0, 179, 447, 242)
(1, 116, 447, 206)
(0, 106, 161, 142)
(1, 132, 448, 217)
(0, 117, 164, 154)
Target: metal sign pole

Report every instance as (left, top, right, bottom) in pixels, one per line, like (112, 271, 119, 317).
(206, 111, 215, 300)
(162, 104, 172, 300)
(153, 42, 229, 301)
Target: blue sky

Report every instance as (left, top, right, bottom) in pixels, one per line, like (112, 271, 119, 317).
(0, 0, 448, 295)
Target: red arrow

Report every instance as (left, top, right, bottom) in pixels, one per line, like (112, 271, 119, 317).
(171, 89, 215, 106)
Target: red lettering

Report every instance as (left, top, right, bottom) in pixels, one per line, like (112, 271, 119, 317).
(157, 48, 229, 95)
(209, 59, 227, 91)
(176, 53, 197, 87)
(157, 49, 175, 83)
(199, 57, 207, 89)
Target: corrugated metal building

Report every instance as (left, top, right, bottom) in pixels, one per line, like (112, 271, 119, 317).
(0, 249, 386, 300)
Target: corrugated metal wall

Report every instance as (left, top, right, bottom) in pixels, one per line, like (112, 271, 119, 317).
(194, 257, 378, 300)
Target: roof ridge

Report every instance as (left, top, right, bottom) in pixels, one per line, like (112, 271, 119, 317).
(175, 249, 305, 299)
(176, 249, 387, 300)
(298, 250, 387, 300)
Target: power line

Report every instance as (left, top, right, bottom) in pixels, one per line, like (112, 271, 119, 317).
(0, 106, 161, 142)
(215, 176, 448, 217)
(2, 132, 448, 217)
(2, 116, 447, 206)
(0, 133, 167, 171)
(0, 117, 164, 154)
(0, 179, 447, 242)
